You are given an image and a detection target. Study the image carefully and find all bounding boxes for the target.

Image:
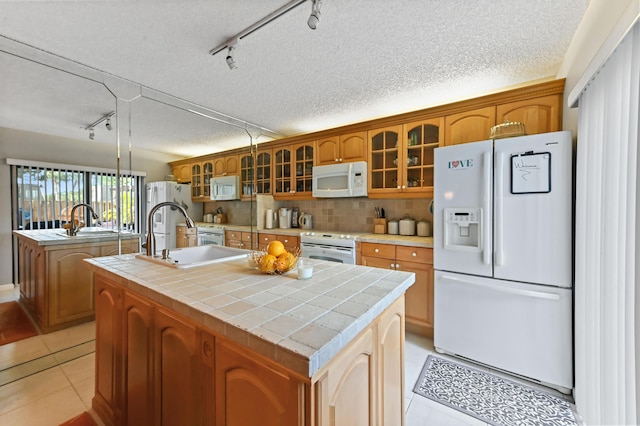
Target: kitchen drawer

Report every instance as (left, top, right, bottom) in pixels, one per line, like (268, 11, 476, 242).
(277, 234, 299, 248)
(361, 242, 396, 259)
(226, 230, 242, 241)
(396, 246, 432, 264)
(258, 233, 277, 249)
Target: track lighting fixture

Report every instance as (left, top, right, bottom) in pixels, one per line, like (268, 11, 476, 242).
(209, 0, 323, 70)
(308, 0, 322, 30)
(84, 111, 115, 140)
(226, 44, 237, 70)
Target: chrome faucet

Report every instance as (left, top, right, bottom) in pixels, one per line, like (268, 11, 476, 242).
(67, 203, 99, 236)
(146, 201, 195, 257)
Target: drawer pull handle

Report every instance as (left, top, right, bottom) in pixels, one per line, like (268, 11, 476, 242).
(412, 252, 417, 257)
(375, 248, 379, 253)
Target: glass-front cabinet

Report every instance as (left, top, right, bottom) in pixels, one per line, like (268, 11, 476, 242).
(404, 117, 443, 193)
(191, 160, 214, 201)
(368, 118, 442, 197)
(368, 126, 401, 195)
(274, 142, 314, 198)
(255, 148, 272, 195)
(240, 152, 254, 198)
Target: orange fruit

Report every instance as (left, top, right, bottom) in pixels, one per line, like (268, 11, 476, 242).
(266, 240, 286, 257)
(259, 254, 277, 273)
(276, 252, 297, 272)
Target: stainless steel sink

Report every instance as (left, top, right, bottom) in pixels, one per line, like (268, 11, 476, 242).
(135, 245, 250, 269)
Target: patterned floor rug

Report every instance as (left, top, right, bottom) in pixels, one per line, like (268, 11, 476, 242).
(413, 355, 579, 426)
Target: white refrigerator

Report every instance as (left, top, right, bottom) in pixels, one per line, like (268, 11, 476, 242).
(146, 181, 199, 251)
(433, 130, 573, 393)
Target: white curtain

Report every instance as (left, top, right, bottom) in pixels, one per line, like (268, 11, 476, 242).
(574, 21, 640, 425)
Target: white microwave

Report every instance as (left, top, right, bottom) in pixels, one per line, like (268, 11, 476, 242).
(210, 175, 240, 200)
(312, 161, 368, 198)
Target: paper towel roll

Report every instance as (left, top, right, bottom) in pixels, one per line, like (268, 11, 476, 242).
(265, 209, 273, 229)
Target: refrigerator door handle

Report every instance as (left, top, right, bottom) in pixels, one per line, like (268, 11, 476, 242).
(494, 151, 504, 266)
(440, 275, 560, 300)
(482, 151, 492, 265)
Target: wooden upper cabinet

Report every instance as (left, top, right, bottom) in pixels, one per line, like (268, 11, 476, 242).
(239, 152, 254, 199)
(191, 163, 202, 199)
(255, 149, 272, 195)
(170, 163, 191, 183)
(316, 131, 367, 165)
(496, 94, 562, 136)
(274, 142, 314, 198)
(444, 105, 496, 146)
(214, 154, 239, 177)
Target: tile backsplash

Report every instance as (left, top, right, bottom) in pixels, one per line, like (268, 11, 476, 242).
(205, 196, 433, 234)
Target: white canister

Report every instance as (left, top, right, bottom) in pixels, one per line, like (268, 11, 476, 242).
(399, 215, 416, 236)
(417, 220, 431, 237)
(265, 209, 274, 229)
(388, 220, 399, 235)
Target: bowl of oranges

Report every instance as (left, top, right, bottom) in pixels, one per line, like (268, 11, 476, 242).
(252, 240, 300, 275)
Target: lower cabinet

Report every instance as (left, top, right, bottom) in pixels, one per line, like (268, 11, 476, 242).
(258, 232, 300, 253)
(215, 339, 305, 426)
(16, 237, 139, 333)
(312, 296, 405, 426)
(92, 274, 406, 426)
(176, 225, 198, 248)
(360, 242, 434, 337)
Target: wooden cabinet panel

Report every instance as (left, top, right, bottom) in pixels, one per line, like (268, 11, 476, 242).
(93, 276, 122, 424)
(100, 240, 140, 256)
(176, 226, 198, 248)
(496, 94, 562, 135)
(170, 163, 191, 183)
(444, 106, 496, 146)
(315, 327, 375, 426)
(123, 291, 154, 426)
(257, 233, 277, 251)
(360, 242, 433, 337)
(361, 242, 396, 260)
(255, 149, 273, 195)
(154, 307, 201, 426)
(316, 131, 367, 166)
(214, 155, 239, 176)
(215, 339, 303, 426)
(316, 136, 340, 165)
(277, 234, 299, 253)
(377, 297, 405, 426)
(48, 246, 100, 326)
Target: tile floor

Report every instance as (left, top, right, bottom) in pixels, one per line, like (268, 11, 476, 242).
(0, 285, 571, 425)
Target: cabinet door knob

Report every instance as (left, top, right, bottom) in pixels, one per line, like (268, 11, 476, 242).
(375, 248, 379, 253)
(412, 252, 417, 257)
(397, 185, 401, 189)
(395, 263, 400, 269)
(283, 239, 288, 243)
(339, 158, 343, 162)
(390, 263, 394, 269)
(335, 158, 339, 162)
(402, 185, 406, 190)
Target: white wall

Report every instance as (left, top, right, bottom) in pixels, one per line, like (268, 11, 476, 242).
(0, 126, 182, 286)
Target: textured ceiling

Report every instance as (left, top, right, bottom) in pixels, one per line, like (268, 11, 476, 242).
(0, 1, 589, 158)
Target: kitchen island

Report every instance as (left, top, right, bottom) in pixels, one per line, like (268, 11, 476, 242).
(84, 252, 415, 425)
(13, 229, 141, 333)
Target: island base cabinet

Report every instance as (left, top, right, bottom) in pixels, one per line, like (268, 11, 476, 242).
(92, 272, 407, 426)
(215, 339, 307, 426)
(312, 296, 405, 426)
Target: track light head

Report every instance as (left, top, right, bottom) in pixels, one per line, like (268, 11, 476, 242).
(308, 0, 321, 30)
(89, 128, 95, 140)
(105, 118, 112, 131)
(226, 45, 237, 70)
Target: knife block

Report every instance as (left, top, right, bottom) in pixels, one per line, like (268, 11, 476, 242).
(374, 218, 387, 234)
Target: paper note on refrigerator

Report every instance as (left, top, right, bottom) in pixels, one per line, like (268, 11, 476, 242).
(511, 152, 551, 194)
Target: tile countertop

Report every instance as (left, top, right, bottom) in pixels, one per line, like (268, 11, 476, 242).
(84, 254, 415, 378)
(189, 223, 434, 248)
(13, 229, 141, 246)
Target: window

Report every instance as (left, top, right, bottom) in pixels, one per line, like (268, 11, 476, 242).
(9, 160, 145, 233)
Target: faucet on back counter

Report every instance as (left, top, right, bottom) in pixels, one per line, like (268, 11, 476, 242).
(66, 203, 100, 236)
(146, 201, 196, 257)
